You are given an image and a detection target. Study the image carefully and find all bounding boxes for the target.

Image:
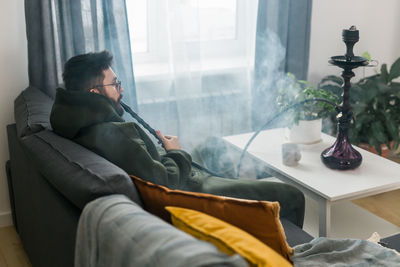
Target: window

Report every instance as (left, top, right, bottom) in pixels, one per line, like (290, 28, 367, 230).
(126, 0, 257, 79)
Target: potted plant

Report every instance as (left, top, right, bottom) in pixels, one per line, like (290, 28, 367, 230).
(276, 73, 339, 144)
(319, 56, 400, 156)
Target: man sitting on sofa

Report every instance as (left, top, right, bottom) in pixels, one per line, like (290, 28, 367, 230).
(50, 50, 305, 227)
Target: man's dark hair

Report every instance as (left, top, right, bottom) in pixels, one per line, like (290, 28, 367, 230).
(62, 50, 113, 91)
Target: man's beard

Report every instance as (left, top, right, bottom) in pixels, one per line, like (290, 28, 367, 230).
(112, 95, 125, 116)
(97, 88, 125, 117)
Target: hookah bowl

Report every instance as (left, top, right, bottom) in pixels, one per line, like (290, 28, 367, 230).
(321, 26, 368, 170)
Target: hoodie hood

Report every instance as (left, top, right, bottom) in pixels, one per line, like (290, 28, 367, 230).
(50, 88, 124, 139)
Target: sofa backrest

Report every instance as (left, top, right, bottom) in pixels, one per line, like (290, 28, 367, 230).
(13, 86, 142, 209)
(21, 130, 142, 209)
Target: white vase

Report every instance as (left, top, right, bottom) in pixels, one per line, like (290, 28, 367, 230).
(285, 118, 322, 144)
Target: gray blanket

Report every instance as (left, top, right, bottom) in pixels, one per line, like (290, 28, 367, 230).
(293, 237, 400, 267)
(76, 194, 400, 267)
(75, 194, 247, 267)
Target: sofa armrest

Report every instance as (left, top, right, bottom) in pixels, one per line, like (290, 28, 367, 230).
(14, 86, 53, 138)
(76, 194, 247, 267)
(21, 130, 142, 209)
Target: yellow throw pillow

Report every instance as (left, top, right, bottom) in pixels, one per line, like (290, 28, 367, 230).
(130, 175, 294, 260)
(166, 206, 293, 267)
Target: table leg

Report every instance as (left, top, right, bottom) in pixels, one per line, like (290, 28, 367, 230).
(318, 199, 331, 237)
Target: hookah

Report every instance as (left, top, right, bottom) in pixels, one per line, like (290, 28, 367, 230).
(236, 26, 368, 177)
(320, 26, 367, 169)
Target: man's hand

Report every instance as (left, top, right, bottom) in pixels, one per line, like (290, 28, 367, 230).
(156, 130, 182, 151)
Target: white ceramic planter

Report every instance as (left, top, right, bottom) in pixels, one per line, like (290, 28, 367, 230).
(285, 118, 322, 144)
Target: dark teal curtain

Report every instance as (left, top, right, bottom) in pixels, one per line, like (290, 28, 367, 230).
(25, 0, 138, 110)
(252, 0, 312, 129)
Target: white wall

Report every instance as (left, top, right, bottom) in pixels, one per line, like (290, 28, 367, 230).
(308, 0, 400, 86)
(0, 0, 28, 226)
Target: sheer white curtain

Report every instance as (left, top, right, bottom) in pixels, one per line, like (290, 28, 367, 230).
(128, 0, 258, 149)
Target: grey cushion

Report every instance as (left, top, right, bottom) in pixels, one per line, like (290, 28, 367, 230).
(14, 86, 53, 137)
(75, 194, 248, 267)
(382, 233, 400, 252)
(281, 218, 313, 247)
(21, 130, 142, 209)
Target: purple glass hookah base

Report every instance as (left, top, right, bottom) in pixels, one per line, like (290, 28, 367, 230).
(321, 132, 362, 170)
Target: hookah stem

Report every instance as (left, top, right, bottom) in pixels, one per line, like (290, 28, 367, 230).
(120, 101, 223, 177)
(236, 98, 339, 178)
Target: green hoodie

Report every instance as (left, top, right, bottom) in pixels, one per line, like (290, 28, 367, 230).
(50, 88, 195, 189)
(50, 88, 305, 227)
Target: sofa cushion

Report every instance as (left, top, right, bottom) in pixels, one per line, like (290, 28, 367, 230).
(131, 175, 293, 260)
(21, 130, 142, 209)
(167, 206, 292, 267)
(382, 233, 400, 252)
(14, 86, 53, 138)
(75, 195, 248, 267)
(280, 218, 313, 247)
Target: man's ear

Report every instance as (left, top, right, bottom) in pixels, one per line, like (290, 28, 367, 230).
(89, 88, 100, 94)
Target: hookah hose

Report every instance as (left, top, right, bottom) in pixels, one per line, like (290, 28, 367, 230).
(120, 101, 159, 142)
(120, 101, 223, 177)
(236, 98, 339, 178)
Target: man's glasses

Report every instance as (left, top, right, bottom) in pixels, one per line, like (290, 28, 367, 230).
(94, 80, 122, 92)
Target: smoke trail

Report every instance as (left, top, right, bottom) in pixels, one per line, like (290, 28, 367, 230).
(251, 29, 288, 131)
(127, 2, 305, 179)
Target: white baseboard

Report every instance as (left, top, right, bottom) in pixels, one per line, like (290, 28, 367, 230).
(0, 211, 12, 227)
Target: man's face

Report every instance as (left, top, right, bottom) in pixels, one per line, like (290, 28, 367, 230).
(99, 68, 124, 103)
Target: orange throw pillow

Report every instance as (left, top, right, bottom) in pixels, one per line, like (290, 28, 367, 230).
(130, 175, 294, 261)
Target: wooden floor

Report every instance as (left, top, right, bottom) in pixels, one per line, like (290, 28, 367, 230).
(0, 226, 31, 267)
(351, 155, 400, 227)
(353, 189, 400, 227)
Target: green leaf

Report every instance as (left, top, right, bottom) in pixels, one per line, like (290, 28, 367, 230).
(354, 114, 372, 130)
(384, 113, 398, 141)
(352, 103, 367, 116)
(298, 80, 310, 86)
(389, 57, 400, 82)
(371, 121, 387, 144)
(391, 82, 400, 89)
(375, 142, 383, 155)
(319, 84, 342, 97)
(366, 133, 379, 154)
(358, 78, 381, 101)
(376, 80, 391, 94)
(390, 82, 400, 98)
(287, 72, 295, 79)
(380, 64, 389, 84)
(350, 84, 364, 102)
(362, 51, 371, 61)
(318, 75, 343, 86)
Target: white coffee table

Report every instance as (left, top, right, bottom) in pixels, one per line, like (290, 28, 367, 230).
(223, 128, 400, 237)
